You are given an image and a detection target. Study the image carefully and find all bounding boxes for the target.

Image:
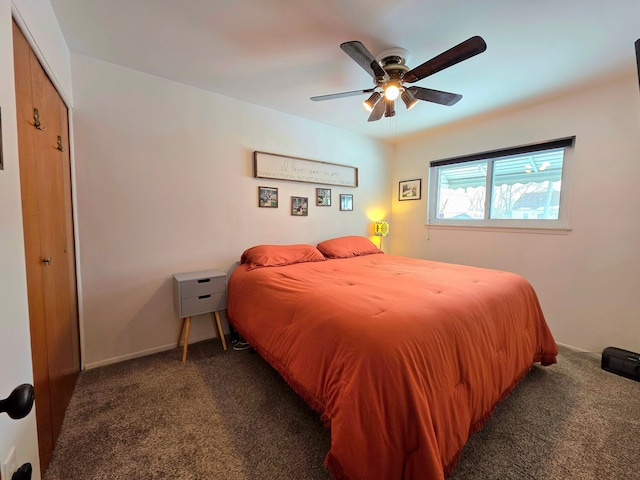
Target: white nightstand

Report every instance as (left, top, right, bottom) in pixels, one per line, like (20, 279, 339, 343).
(173, 269, 228, 362)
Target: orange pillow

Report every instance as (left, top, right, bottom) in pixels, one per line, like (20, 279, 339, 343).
(316, 236, 382, 259)
(240, 244, 326, 270)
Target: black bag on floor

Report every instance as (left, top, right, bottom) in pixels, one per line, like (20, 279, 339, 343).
(601, 347, 640, 382)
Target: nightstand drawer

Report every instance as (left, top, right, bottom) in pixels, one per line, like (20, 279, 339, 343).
(180, 275, 226, 298)
(180, 292, 226, 317)
(173, 269, 228, 318)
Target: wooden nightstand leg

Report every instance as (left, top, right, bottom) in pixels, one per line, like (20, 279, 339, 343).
(177, 317, 186, 348)
(182, 316, 191, 363)
(212, 311, 228, 350)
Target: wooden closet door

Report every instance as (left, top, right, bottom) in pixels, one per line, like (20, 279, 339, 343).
(12, 21, 80, 472)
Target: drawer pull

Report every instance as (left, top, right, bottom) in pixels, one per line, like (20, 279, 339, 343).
(197, 279, 211, 283)
(198, 294, 211, 299)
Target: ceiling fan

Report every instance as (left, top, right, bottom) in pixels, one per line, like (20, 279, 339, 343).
(310, 36, 487, 122)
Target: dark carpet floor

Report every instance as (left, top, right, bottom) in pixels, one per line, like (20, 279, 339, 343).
(44, 343, 639, 479)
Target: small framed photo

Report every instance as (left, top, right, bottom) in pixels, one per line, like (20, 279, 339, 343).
(258, 186, 278, 208)
(291, 196, 308, 216)
(316, 188, 331, 206)
(398, 178, 422, 201)
(339, 194, 353, 211)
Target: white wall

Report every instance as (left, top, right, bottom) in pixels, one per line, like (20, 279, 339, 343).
(391, 73, 640, 354)
(1, 1, 72, 478)
(70, 54, 393, 368)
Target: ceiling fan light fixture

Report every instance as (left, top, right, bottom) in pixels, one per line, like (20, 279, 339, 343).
(384, 83, 400, 101)
(311, 37, 487, 123)
(363, 92, 382, 112)
(401, 89, 419, 110)
(384, 100, 396, 118)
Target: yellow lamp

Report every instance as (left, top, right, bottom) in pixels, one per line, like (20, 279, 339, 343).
(374, 221, 389, 251)
(374, 222, 389, 236)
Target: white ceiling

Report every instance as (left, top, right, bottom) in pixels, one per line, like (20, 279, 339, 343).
(50, 0, 640, 142)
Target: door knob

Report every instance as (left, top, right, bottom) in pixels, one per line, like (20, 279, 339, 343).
(0, 384, 35, 420)
(42, 257, 51, 265)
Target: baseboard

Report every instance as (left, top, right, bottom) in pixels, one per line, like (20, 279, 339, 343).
(83, 333, 218, 370)
(556, 342, 601, 358)
(84, 340, 598, 370)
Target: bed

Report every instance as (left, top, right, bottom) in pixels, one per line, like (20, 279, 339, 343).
(227, 236, 558, 480)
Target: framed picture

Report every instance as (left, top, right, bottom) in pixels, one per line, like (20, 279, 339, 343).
(398, 178, 422, 201)
(254, 151, 358, 187)
(340, 194, 353, 211)
(258, 186, 278, 208)
(316, 188, 331, 206)
(291, 196, 308, 216)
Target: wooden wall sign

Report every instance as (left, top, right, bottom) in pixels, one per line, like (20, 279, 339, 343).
(254, 151, 358, 187)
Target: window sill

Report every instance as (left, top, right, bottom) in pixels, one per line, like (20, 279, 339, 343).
(425, 223, 572, 235)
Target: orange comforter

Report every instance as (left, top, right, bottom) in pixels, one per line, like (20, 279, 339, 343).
(227, 254, 557, 479)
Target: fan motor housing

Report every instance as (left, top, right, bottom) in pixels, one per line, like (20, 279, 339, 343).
(375, 48, 410, 86)
(376, 47, 410, 66)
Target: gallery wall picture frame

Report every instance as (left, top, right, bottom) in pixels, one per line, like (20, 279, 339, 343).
(316, 188, 331, 206)
(258, 186, 278, 208)
(291, 196, 309, 216)
(340, 194, 353, 211)
(398, 178, 422, 201)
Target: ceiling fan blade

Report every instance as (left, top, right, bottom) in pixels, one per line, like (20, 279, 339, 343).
(408, 86, 462, 106)
(403, 36, 487, 83)
(311, 88, 375, 101)
(340, 41, 387, 79)
(367, 98, 386, 122)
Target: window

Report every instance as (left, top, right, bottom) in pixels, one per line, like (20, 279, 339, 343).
(428, 137, 575, 229)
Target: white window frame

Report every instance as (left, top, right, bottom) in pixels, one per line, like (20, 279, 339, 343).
(427, 137, 575, 232)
